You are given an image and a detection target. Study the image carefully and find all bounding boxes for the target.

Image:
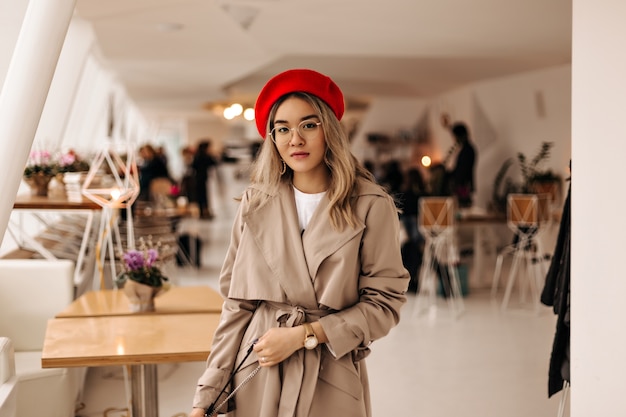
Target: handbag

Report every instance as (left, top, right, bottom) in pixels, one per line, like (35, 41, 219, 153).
(205, 339, 261, 417)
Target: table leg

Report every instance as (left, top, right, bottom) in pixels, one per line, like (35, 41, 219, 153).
(130, 364, 159, 417)
(74, 211, 94, 285)
(473, 224, 485, 286)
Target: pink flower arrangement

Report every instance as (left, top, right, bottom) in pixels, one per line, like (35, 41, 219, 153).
(116, 237, 169, 288)
(23, 149, 90, 178)
(23, 150, 57, 178)
(57, 149, 90, 173)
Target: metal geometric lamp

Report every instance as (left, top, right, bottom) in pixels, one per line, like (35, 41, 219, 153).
(81, 143, 140, 289)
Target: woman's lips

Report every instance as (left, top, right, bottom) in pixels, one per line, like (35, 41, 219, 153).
(290, 152, 309, 159)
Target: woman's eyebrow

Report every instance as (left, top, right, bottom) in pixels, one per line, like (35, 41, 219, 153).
(273, 114, 319, 125)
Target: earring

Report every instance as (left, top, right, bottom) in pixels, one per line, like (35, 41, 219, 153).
(280, 160, 286, 175)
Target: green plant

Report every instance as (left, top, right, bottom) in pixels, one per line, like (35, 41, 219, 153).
(490, 141, 560, 213)
(23, 150, 59, 179)
(517, 141, 557, 192)
(24, 149, 91, 178)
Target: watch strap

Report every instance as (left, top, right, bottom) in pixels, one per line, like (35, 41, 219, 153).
(303, 322, 314, 338)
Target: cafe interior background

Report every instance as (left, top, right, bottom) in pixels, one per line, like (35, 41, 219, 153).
(0, 0, 624, 416)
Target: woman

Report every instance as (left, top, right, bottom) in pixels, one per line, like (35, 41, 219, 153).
(192, 139, 218, 219)
(448, 122, 476, 207)
(137, 143, 171, 202)
(190, 69, 409, 417)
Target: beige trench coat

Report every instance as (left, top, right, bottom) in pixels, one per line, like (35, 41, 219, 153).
(193, 179, 409, 417)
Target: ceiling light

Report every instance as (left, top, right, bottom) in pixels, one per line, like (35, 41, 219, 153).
(243, 108, 255, 121)
(223, 107, 236, 120)
(230, 103, 243, 116)
(207, 101, 254, 121)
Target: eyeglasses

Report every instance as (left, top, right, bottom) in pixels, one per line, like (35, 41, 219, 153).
(269, 119, 322, 145)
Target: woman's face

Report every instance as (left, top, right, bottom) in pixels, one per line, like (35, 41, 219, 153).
(272, 97, 329, 188)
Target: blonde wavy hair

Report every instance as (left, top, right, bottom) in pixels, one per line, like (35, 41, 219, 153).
(248, 92, 377, 230)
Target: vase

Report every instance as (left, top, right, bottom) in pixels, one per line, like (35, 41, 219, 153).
(63, 172, 87, 202)
(122, 279, 161, 312)
(24, 173, 53, 197)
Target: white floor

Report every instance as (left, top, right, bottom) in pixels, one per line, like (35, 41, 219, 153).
(78, 164, 570, 417)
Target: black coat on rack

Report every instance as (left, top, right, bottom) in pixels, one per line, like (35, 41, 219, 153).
(541, 181, 571, 397)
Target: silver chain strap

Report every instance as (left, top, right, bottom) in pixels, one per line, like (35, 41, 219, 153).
(205, 338, 261, 417)
(205, 365, 261, 417)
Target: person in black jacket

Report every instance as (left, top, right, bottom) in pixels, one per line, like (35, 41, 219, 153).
(192, 139, 217, 219)
(449, 122, 476, 207)
(398, 167, 428, 292)
(137, 144, 171, 202)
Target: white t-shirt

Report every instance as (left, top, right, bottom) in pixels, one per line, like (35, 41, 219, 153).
(293, 186, 326, 232)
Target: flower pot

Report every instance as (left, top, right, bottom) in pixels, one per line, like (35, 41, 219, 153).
(122, 279, 161, 312)
(24, 173, 53, 197)
(63, 172, 88, 202)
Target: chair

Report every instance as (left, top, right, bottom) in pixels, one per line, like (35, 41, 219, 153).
(149, 177, 175, 208)
(0, 337, 17, 417)
(0, 260, 86, 417)
(415, 197, 464, 317)
(491, 193, 551, 311)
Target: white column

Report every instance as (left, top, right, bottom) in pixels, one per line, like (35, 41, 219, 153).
(0, 0, 77, 243)
(572, 0, 626, 416)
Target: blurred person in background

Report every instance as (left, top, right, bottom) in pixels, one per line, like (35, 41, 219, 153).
(137, 143, 171, 202)
(192, 139, 218, 219)
(447, 122, 476, 207)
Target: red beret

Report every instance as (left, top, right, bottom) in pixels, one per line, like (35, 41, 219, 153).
(254, 69, 345, 139)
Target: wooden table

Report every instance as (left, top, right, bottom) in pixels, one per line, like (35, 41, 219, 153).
(56, 285, 224, 317)
(43, 285, 223, 417)
(42, 313, 219, 367)
(13, 194, 102, 210)
(9, 194, 102, 291)
(42, 313, 220, 417)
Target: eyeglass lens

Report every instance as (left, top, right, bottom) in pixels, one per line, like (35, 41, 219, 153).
(271, 120, 321, 143)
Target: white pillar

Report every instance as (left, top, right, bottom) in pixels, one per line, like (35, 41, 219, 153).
(0, 0, 77, 243)
(572, 0, 626, 416)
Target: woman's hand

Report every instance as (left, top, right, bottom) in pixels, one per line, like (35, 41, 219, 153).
(252, 326, 304, 367)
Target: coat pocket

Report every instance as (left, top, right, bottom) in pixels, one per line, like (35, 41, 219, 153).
(318, 353, 363, 400)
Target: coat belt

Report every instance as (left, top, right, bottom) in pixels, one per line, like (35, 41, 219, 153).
(263, 301, 329, 417)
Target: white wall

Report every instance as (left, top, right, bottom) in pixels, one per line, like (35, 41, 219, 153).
(186, 118, 231, 149)
(0, 0, 29, 91)
(38, 16, 149, 157)
(34, 17, 96, 154)
(441, 65, 571, 208)
(351, 97, 428, 165)
(353, 65, 572, 210)
(572, 0, 626, 415)
(0, 11, 148, 253)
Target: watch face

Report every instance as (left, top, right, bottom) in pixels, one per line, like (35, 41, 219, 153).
(304, 336, 318, 349)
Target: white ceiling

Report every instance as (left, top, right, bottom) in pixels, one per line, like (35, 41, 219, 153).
(74, 0, 572, 120)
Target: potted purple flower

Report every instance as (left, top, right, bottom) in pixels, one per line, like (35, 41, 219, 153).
(115, 237, 170, 312)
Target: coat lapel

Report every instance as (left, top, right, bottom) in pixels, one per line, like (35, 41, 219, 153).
(243, 180, 382, 305)
(302, 196, 364, 281)
(243, 183, 317, 307)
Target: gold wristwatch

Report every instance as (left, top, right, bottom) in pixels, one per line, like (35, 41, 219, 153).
(302, 322, 319, 350)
